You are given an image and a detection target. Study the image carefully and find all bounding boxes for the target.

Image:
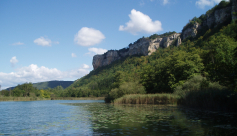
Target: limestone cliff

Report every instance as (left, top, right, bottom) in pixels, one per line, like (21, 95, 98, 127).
(93, 1, 237, 70)
(232, 0, 237, 20)
(93, 33, 181, 70)
(182, 1, 237, 40)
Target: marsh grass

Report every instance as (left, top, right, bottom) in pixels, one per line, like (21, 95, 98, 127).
(0, 97, 105, 101)
(113, 94, 180, 105)
(113, 75, 237, 111)
(174, 75, 237, 111)
(177, 88, 237, 111)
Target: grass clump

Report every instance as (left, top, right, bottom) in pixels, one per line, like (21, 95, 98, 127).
(113, 93, 180, 105)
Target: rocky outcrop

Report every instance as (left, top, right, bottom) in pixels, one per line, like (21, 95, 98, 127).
(176, 37, 182, 46)
(232, 0, 237, 20)
(204, 6, 231, 28)
(182, 22, 201, 40)
(93, 50, 122, 70)
(93, 1, 237, 70)
(182, 2, 234, 40)
(93, 33, 181, 70)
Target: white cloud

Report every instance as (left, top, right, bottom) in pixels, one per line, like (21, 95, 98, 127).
(12, 42, 24, 45)
(119, 9, 163, 35)
(82, 64, 90, 69)
(71, 53, 77, 58)
(163, 0, 169, 5)
(10, 56, 18, 67)
(86, 47, 108, 56)
(74, 27, 105, 46)
(34, 37, 52, 46)
(0, 64, 90, 89)
(195, 0, 226, 9)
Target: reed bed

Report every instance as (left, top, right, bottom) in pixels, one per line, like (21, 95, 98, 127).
(113, 93, 180, 105)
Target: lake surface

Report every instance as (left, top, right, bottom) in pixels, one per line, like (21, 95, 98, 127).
(0, 100, 237, 136)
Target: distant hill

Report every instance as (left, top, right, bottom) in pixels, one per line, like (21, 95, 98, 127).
(33, 81, 74, 90)
(5, 81, 74, 90)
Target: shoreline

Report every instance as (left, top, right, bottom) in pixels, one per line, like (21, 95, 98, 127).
(0, 97, 105, 102)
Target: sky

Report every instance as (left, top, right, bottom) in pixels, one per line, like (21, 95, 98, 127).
(0, 0, 225, 89)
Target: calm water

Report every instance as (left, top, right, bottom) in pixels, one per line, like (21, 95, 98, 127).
(0, 100, 237, 136)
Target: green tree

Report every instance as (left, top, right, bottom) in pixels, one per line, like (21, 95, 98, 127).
(204, 34, 237, 89)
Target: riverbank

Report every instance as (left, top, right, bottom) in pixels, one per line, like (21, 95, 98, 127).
(0, 97, 105, 102)
(113, 90, 237, 112)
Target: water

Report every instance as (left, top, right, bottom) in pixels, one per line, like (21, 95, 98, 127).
(0, 100, 237, 136)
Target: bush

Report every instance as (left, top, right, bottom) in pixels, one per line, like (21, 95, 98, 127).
(105, 81, 146, 103)
(174, 75, 226, 97)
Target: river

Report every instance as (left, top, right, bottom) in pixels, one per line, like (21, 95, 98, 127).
(0, 100, 236, 135)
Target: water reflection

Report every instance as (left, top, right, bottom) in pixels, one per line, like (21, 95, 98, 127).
(70, 103, 237, 136)
(1, 100, 236, 135)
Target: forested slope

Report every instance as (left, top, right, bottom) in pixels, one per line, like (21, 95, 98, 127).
(63, 1, 237, 103)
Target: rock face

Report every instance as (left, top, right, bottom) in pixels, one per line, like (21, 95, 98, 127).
(93, 1, 237, 70)
(93, 33, 181, 70)
(232, 0, 237, 20)
(182, 22, 201, 40)
(182, 2, 234, 40)
(204, 6, 231, 28)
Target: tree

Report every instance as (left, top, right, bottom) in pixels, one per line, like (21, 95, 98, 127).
(141, 50, 204, 93)
(205, 34, 237, 89)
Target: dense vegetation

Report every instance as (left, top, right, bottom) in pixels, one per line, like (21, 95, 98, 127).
(0, 83, 66, 98)
(63, 19, 237, 103)
(1, 1, 236, 110)
(61, 0, 237, 111)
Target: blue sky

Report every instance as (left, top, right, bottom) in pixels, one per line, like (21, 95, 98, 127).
(0, 0, 224, 89)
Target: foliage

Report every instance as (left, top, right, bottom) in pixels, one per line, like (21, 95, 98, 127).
(105, 81, 146, 103)
(62, 3, 237, 109)
(140, 50, 204, 93)
(175, 75, 236, 111)
(0, 83, 68, 99)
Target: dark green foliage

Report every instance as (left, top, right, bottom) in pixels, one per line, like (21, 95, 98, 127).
(140, 50, 204, 93)
(174, 75, 237, 111)
(105, 81, 146, 103)
(63, 2, 237, 108)
(1, 83, 39, 97)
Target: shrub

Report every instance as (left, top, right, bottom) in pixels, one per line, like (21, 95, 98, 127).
(105, 81, 146, 103)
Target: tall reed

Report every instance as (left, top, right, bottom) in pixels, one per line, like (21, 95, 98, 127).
(113, 94, 180, 105)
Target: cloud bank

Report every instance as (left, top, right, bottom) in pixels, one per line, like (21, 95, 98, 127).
(0, 64, 90, 89)
(74, 27, 105, 46)
(119, 9, 163, 35)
